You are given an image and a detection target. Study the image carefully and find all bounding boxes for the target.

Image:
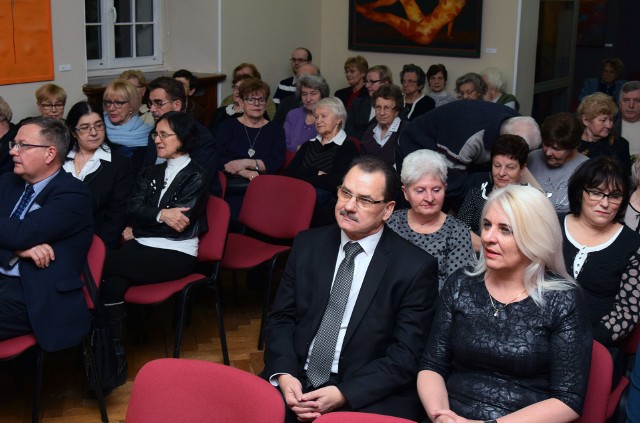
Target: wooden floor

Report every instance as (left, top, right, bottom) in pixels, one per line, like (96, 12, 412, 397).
(0, 270, 269, 423)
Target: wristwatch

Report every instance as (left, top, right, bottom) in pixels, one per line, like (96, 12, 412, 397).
(254, 159, 259, 172)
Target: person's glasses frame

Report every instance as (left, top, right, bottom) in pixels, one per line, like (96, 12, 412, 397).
(151, 131, 177, 140)
(103, 100, 129, 109)
(336, 186, 387, 209)
(40, 102, 65, 110)
(243, 96, 267, 105)
(584, 188, 624, 204)
(9, 141, 52, 152)
(75, 123, 106, 134)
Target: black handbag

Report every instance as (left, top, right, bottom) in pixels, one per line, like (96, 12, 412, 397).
(224, 173, 251, 195)
(82, 264, 127, 394)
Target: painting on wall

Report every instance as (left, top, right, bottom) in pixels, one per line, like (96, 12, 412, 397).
(349, 0, 483, 58)
(576, 0, 608, 46)
(0, 0, 54, 85)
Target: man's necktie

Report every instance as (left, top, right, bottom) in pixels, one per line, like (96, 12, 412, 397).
(306, 241, 364, 388)
(10, 185, 35, 220)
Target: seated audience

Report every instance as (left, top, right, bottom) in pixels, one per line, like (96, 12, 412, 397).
(273, 47, 313, 107)
(528, 113, 589, 214)
(361, 84, 404, 166)
(220, 63, 277, 120)
(577, 92, 631, 172)
(0, 96, 18, 174)
(625, 157, 640, 232)
(578, 56, 626, 102)
(273, 63, 321, 126)
(102, 111, 209, 367)
(426, 64, 457, 107)
(216, 78, 285, 219)
(387, 150, 474, 289)
(284, 97, 359, 226)
(400, 64, 435, 121)
(419, 184, 592, 422)
(563, 157, 640, 348)
(284, 74, 330, 152)
(18, 83, 67, 124)
(459, 134, 529, 251)
(119, 69, 154, 125)
(455, 72, 487, 100)
(481, 67, 520, 110)
(173, 69, 206, 124)
(63, 101, 133, 250)
(334, 55, 369, 111)
(0, 117, 93, 352)
(103, 79, 153, 171)
(209, 75, 249, 135)
(612, 81, 640, 157)
(345, 64, 393, 140)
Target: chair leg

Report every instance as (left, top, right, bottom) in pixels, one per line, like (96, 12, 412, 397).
(31, 348, 43, 423)
(232, 271, 240, 307)
(173, 288, 191, 358)
(83, 339, 109, 423)
(258, 256, 279, 350)
(212, 277, 230, 365)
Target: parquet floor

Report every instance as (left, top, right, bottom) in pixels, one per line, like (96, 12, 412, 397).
(0, 270, 268, 423)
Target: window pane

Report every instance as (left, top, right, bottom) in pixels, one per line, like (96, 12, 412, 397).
(86, 26, 102, 60)
(136, 24, 154, 56)
(115, 0, 132, 23)
(85, 0, 101, 23)
(115, 25, 132, 58)
(136, 0, 153, 22)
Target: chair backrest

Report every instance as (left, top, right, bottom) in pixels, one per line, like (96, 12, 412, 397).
(125, 358, 285, 423)
(315, 411, 415, 422)
(574, 340, 612, 423)
(239, 174, 316, 239)
(217, 170, 227, 199)
(197, 195, 230, 263)
(280, 149, 297, 174)
(82, 235, 107, 310)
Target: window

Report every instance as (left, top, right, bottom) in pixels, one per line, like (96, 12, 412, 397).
(85, 0, 162, 71)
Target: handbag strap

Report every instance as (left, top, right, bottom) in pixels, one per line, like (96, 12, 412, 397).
(83, 261, 107, 321)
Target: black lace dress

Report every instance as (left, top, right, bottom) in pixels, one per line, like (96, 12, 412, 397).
(420, 268, 592, 420)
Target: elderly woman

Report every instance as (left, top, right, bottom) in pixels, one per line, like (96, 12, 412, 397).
(119, 69, 154, 125)
(285, 97, 359, 226)
(400, 64, 435, 121)
(101, 111, 209, 366)
(455, 72, 487, 100)
(0, 96, 17, 174)
(577, 92, 631, 172)
(387, 150, 474, 289)
(19, 84, 67, 124)
(219, 63, 276, 120)
(481, 67, 520, 110)
(419, 184, 592, 422)
(426, 64, 457, 107)
(103, 79, 153, 171)
(360, 85, 404, 167)
(579, 57, 626, 102)
(284, 74, 330, 152)
(563, 157, 640, 348)
(458, 134, 529, 251)
(334, 55, 369, 111)
(63, 101, 133, 250)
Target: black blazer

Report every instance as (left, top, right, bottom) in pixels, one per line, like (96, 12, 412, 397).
(263, 225, 438, 421)
(344, 97, 374, 140)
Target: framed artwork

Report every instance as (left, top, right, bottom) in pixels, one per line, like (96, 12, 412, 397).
(0, 0, 54, 85)
(576, 0, 608, 46)
(349, 0, 483, 58)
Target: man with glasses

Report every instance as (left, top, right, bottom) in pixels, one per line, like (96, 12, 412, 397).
(344, 65, 393, 140)
(263, 156, 438, 422)
(142, 77, 221, 196)
(273, 47, 313, 107)
(0, 117, 93, 352)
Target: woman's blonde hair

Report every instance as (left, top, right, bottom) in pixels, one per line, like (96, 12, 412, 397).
(104, 79, 141, 112)
(467, 184, 575, 306)
(577, 92, 618, 121)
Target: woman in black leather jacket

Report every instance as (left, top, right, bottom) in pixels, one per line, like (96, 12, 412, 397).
(101, 111, 209, 364)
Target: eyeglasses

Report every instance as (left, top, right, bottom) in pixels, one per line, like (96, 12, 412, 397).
(374, 105, 395, 113)
(147, 99, 176, 109)
(365, 79, 381, 85)
(103, 100, 128, 109)
(401, 80, 418, 86)
(458, 89, 476, 97)
(151, 131, 177, 140)
(40, 102, 65, 110)
(75, 123, 105, 134)
(243, 96, 267, 105)
(337, 186, 386, 209)
(584, 188, 624, 204)
(9, 141, 52, 152)
(290, 58, 309, 64)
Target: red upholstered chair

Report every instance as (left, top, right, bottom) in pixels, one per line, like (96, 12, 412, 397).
(575, 341, 613, 423)
(124, 196, 231, 363)
(217, 170, 227, 199)
(280, 149, 297, 174)
(220, 175, 316, 349)
(125, 358, 285, 423)
(315, 411, 416, 422)
(0, 235, 108, 423)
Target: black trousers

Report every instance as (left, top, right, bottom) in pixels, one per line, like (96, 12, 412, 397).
(101, 240, 196, 304)
(0, 275, 32, 340)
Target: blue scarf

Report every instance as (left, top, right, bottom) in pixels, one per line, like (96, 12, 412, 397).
(104, 113, 152, 148)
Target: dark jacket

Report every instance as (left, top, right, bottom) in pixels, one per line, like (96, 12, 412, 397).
(129, 159, 209, 240)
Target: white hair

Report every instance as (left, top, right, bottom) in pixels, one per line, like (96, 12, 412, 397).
(500, 116, 541, 150)
(481, 67, 508, 93)
(400, 149, 448, 186)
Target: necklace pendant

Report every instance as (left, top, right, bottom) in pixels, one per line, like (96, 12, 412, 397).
(248, 148, 256, 157)
(493, 310, 499, 317)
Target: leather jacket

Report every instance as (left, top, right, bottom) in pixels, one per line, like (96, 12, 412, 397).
(128, 159, 208, 240)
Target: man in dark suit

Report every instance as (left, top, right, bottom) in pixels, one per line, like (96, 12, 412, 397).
(0, 117, 93, 352)
(263, 156, 438, 422)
